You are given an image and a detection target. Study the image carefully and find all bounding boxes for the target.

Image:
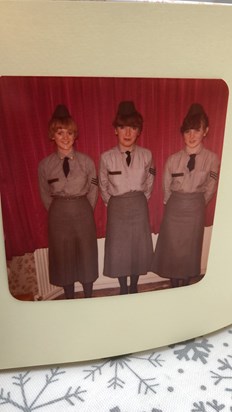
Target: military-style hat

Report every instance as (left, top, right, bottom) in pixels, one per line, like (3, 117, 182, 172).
(51, 104, 71, 119)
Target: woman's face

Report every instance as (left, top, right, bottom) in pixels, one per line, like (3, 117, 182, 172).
(53, 127, 75, 155)
(115, 125, 140, 150)
(183, 124, 208, 150)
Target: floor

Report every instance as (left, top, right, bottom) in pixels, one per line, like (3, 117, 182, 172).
(55, 275, 204, 300)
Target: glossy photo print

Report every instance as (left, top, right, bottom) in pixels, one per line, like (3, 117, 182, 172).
(1, 1, 232, 372)
(0, 76, 228, 301)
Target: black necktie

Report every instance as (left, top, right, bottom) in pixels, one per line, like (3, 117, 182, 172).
(187, 154, 196, 172)
(63, 157, 70, 177)
(125, 151, 131, 166)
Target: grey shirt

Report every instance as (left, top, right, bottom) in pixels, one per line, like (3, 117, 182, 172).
(99, 145, 155, 205)
(163, 145, 219, 204)
(38, 150, 98, 210)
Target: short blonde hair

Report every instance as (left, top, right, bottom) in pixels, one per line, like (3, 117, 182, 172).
(48, 117, 78, 140)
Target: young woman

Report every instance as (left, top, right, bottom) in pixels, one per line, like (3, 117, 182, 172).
(151, 103, 219, 287)
(99, 101, 155, 294)
(38, 104, 98, 299)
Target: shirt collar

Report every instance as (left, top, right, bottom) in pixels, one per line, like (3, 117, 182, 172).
(117, 144, 136, 154)
(57, 150, 75, 160)
(185, 143, 203, 156)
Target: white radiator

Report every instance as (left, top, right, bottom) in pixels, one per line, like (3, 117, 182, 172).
(34, 248, 63, 300)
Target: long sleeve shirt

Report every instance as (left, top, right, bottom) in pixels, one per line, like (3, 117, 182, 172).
(38, 150, 98, 210)
(163, 145, 219, 204)
(99, 145, 155, 205)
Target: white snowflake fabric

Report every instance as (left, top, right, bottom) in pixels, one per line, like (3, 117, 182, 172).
(1, 326, 232, 411)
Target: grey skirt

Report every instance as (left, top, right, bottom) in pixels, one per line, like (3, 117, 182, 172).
(104, 191, 153, 278)
(151, 192, 205, 279)
(48, 196, 98, 286)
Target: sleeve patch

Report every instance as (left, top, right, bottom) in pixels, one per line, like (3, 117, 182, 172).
(149, 167, 156, 176)
(91, 177, 98, 186)
(210, 171, 218, 180)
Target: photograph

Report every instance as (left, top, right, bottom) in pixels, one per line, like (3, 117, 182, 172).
(1, 0, 232, 373)
(0, 76, 228, 301)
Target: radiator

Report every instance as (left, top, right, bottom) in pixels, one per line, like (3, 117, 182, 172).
(34, 248, 63, 300)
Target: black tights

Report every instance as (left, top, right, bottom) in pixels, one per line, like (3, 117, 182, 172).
(118, 276, 140, 295)
(63, 284, 75, 299)
(63, 282, 93, 299)
(82, 282, 93, 298)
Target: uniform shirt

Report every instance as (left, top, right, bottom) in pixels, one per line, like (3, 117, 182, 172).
(99, 145, 155, 205)
(38, 150, 98, 210)
(163, 145, 219, 204)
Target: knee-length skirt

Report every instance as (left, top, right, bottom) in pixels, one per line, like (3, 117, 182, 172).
(103, 191, 153, 278)
(151, 192, 205, 279)
(48, 196, 98, 286)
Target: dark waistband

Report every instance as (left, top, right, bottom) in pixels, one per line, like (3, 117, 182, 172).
(171, 191, 204, 200)
(52, 195, 86, 201)
(112, 190, 144, 199)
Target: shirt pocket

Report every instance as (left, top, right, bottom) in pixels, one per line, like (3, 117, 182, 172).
(170, 172, 185, 191)
(195, 170, 209, 188)
(108, 170, 122, 188)
(47, 177, 63, 193)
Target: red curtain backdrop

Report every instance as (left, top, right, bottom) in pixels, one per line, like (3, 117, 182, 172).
(0, 77, 228, 259)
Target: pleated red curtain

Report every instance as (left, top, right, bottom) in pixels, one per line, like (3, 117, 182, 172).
(0, 76, 228, 259)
